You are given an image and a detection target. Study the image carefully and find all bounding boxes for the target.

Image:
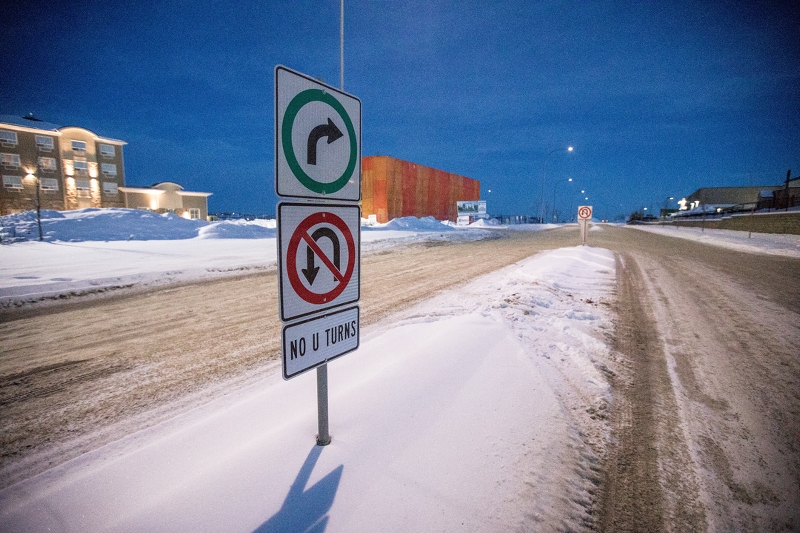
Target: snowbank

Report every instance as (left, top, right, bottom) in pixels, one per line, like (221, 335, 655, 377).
(0, 208, 207, 242)
(629, 224, 800, 258)
(1, 210, 470, 244)
(0, 208, 279, 243)
(364, 215, 455, 232)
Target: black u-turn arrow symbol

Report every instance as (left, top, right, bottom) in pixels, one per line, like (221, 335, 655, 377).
(302, 227, 340, 285)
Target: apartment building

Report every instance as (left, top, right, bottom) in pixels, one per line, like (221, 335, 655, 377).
(0, 114, 127, 215)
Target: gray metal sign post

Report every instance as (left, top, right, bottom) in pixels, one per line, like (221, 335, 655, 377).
(316, 364, 330, 445)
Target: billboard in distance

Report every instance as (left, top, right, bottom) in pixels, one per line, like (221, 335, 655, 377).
(457, 200, 486, 217)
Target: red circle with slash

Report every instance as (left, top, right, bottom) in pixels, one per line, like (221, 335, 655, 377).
(286, 211, 355, 305)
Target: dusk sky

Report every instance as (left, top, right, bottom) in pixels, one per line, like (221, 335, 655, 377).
(2, 1, 798, 220)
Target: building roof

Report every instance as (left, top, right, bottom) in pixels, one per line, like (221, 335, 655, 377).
(0, 114, 62, 133)
(686, 186, 781, 205)
(118, 186, 165, 195)
(120, 182, 212, 197)
(0, 115, 126, 144)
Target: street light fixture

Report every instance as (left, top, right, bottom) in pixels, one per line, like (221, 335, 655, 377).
(539, 146, 573, 223)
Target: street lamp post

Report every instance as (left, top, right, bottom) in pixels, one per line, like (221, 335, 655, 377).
(662, 197, 674, 219)
(552, 177, 572, 223)
(539, 146, 573, 223)
(26, 164, 43, 241)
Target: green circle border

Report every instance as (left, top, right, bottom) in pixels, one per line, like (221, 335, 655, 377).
(282, 89, 357, 195)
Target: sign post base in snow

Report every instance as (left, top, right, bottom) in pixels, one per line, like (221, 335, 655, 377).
(316, 364, 331, 446)
(578, 206, 592, 245)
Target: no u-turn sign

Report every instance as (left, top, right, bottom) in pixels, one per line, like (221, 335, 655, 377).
(278, 202, 360, 322)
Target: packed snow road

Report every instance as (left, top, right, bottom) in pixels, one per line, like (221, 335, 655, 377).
(1, 224, 798, 531)
(592, 227, 800, 532)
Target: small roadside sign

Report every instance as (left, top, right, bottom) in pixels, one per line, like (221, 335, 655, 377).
(278, 202, 360, 322)
(282, 306, 359, 380)
(578, 205, 592, 245)
(275, 65, 361, 201)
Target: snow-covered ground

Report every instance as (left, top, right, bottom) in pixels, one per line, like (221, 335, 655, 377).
(628, 223, 800, 258)
(0, 209, 795, 531)
(0, 209, 494, 306)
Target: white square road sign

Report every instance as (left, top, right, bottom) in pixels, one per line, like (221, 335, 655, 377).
(275, 65, 361, 201)
(282, 306, 359, 380)
(278, 202, 361, 322)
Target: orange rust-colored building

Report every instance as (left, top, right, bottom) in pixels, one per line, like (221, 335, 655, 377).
(362, 156, 480, 223)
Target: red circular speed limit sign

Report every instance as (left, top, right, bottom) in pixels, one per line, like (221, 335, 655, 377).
(578, 206, 593, 220)
(286, 211, 355, 305)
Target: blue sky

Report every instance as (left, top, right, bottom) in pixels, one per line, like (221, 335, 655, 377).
(2, 1, 798, 220)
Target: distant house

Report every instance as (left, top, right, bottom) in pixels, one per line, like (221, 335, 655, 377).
(119, 181, 212, 220)
(683, 186, 771, 210)
(1, 114, 127, 215)
(679, 179, 799, 215)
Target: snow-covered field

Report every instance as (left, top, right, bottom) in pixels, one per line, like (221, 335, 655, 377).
(0, 208, 493, 306)
(0, 209, 795, 532)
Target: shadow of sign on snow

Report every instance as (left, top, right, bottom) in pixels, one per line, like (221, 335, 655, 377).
(254, 445, 344, 533)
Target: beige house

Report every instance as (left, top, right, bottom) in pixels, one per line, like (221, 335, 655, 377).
(1, 114, 127, 215)
(119, 182, 212, 220)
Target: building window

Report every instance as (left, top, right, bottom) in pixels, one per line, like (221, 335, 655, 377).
(40, 178, 59, 191)
(0, 130, 18, 147)
(73, 160, 88, 173)
(38, 157, 57, 172)
(99, 144, 115, 157)
(36, 135, 54, 151)
(3, 175, 23, 190)
(101, 163, 117, 175)
(188, 208, 201, 219)
(1, 153, 21, 169)
(71, 140, 87, 153)
(76, 179, 91, 197)
(103, 182, 118, 195)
